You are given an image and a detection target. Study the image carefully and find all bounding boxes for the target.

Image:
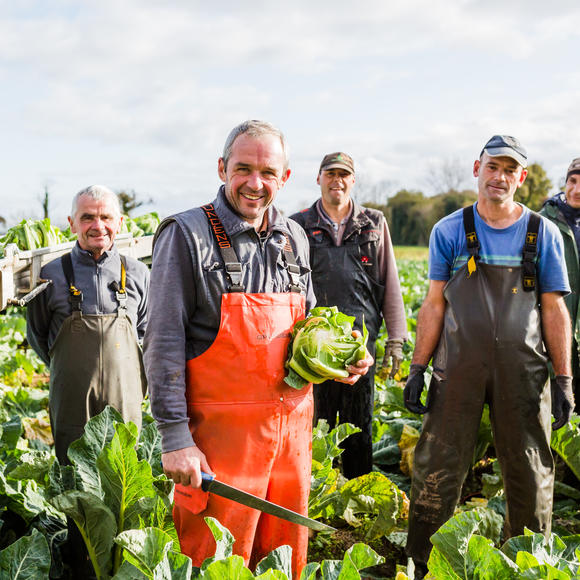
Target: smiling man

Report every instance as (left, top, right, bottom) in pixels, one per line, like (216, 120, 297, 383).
(404, 136, 573, 579)
(541, 157, 580, 412)
(27, 185, 149, 463)
(290, 152, 407, 479)
(26, 185, 149, 576)
(144, 121, 373, 578)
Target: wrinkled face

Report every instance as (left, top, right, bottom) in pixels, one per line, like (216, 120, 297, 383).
(317, 168, 355, 207)
(68, 194, 123, 259)
(218, 133, 290, 228)
(565, 174, 580, 209)
(473, 153, 527, 204)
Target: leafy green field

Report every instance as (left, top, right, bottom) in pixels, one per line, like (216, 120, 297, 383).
(1, 259, 580, 579)
(394, 246, 429, 262)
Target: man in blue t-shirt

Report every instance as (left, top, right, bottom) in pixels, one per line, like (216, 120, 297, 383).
(404, 135, 574, 579)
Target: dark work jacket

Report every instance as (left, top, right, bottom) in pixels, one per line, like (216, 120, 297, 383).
(290, 202, 385, 345)
(540, 195, 580, 367)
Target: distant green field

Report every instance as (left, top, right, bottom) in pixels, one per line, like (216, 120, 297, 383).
(394, 246, 428, 261)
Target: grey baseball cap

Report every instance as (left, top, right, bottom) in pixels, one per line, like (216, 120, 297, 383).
(480, 135, 528, 168)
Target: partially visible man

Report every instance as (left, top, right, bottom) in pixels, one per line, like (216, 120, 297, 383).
(404, 136, 573, 579)
(144, 121, 372, 578)
(27, 185, 149, 464)
(540, 157, 580, 411)
(290, 152, 407, 479)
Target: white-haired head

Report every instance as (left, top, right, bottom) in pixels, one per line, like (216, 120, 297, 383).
(70, 185, 121, 219)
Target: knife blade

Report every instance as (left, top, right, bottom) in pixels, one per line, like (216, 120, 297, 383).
(201, 473, 335, 533)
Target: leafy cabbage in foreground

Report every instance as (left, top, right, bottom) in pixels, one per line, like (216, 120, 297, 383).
(427, 507, 580, 579)
(284, 307, 368, 389)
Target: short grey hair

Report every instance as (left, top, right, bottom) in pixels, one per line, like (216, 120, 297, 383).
(222, 120, 289, 172)
(70, 185, 121, 219)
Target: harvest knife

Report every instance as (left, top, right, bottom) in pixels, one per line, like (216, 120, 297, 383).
(201, 472, 335, 533)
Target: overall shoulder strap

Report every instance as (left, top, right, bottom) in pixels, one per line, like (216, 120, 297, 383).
(108, 255, 128, 313)
(522, 212, 541, 292)
(61, 253, 83, 312)
(282, 234, 302, 293)
(462, 205, 480, 257)
(119, 254, 127, 292)
(462, 205, 480, 276)
(201, 203, 244, 292)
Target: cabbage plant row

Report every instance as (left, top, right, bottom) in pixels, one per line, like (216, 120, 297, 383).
(1, 260, 580, 579)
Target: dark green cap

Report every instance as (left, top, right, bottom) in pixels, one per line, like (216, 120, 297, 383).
(319, 152, 355, 174)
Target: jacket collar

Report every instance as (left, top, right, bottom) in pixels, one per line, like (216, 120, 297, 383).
(543, 192, 575, 221)
(300, 199, 374, 237)
(72, 241, 118, 265)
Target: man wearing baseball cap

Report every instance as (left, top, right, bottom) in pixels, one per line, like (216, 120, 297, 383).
(404, 135, 573, 578)
(290, 152, 407, 479)
(541, 157, 580, 412)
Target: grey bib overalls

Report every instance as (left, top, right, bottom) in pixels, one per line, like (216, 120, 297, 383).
(407, 208, 553, 566)
(49, 254, 147, 464)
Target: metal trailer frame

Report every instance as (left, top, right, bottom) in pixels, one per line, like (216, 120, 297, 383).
(0, 234, 153, 311)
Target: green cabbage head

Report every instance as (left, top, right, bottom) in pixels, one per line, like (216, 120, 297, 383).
(284, 306, 368, 390)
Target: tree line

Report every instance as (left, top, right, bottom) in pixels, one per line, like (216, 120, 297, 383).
(362, 162, 554, 246)
(0, 163, 555, 244)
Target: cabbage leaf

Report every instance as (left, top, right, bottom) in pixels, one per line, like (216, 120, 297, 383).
(284, 307, 368, 389)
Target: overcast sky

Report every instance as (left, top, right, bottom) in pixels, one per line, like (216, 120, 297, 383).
(2, 0, 580, 227)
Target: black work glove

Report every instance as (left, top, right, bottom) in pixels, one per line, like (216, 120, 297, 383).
(404, 363, 428, 414)
(552, 375, 575, 430)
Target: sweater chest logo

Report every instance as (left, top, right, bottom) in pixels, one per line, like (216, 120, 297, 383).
(309, 229, 324, 243)
(361, 255, 373, 267)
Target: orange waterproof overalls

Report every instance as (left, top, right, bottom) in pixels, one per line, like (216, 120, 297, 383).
(173, 205, 313, 579)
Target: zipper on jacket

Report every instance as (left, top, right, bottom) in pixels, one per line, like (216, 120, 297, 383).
(96, 262, 102, 313)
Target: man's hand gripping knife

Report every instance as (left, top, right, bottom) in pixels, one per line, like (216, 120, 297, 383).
(162, 445, 214, 488)
(552, 375, 575, 430)
(404, 363, 429, 414)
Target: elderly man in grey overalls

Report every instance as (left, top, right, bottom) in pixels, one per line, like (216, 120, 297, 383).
(403, 136, 574, 579)
(27, 185, 149, 464)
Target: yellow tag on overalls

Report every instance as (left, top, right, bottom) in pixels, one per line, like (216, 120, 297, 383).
(467, 255, 477, 277)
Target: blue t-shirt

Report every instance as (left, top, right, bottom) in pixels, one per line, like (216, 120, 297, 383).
(429, 203, 570, 294)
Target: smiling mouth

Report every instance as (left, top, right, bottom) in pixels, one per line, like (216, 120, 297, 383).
(242, 193, 262, 201)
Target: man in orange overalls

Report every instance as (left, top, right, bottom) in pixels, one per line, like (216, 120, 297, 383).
(144, 120, 373, 578)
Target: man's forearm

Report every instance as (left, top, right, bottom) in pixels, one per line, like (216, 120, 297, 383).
(541, 292, 572, 376)
(412, 301, 445, 366)
(411, 280, 447, 367)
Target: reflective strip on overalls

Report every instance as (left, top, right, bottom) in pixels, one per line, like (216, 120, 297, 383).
(173, 205, 313, 579)
(407, 206, 552, 566)
(49, 253, 146, 464)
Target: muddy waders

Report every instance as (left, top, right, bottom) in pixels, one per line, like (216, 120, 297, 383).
(49, 253, 146, 464)
(49, 253, 146, 576)
(172, 206, 313, 580)
(407, 207, 553, 568)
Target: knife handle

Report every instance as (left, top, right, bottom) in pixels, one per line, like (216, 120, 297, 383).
(201, 471, 215, 492)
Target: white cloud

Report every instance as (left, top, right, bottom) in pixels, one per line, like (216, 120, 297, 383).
(2, 1, 580, 223)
